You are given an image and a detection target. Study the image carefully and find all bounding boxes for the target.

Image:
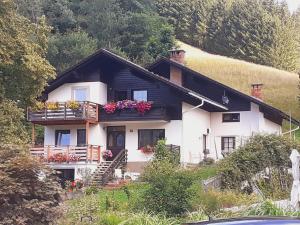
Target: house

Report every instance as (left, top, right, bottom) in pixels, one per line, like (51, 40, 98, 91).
(27, 48, 299, 184)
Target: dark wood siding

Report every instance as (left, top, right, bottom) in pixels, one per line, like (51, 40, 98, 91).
(182, 73, 250, 112)
(106, 68, 182, 120)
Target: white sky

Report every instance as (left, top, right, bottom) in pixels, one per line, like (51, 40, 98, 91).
(283, 0, 300, 13)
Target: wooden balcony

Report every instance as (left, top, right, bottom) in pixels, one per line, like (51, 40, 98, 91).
(30, 145, 101, 163)
(27, 101, 99, 125)
(100, 104, 171, 122)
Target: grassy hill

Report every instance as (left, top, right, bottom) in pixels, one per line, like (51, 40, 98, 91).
(179, 41, 300, 120)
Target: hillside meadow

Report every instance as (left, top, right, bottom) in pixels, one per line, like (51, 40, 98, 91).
(179, 41, 300, 121)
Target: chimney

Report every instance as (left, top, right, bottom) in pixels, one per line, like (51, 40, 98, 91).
(169, 48, 186, 64)
(251, 83, 263, 100)
(169, 48, 186, 86)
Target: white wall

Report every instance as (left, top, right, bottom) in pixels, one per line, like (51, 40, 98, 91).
(181, 103, 211, 164)
(49, 164, 98, 180)
(44, 124, 106, 146)
(47, 81, 107, 104)
(102, 121, 182, 162)
(210, 102, 282, 160)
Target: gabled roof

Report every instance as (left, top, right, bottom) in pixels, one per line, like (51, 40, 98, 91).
(148, 57, 299, 125)
(44, 49, 228, 111)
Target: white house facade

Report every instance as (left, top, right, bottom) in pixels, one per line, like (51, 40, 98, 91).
(27, 49, 298, 183)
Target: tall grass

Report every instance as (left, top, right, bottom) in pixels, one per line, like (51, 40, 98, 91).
(244, 200, 300, 217)
(179, 41, 300, 120)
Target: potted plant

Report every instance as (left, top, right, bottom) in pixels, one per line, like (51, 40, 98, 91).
(33, 101, 45, 111)
(46, 102, 59, 110)
(103, 102, 117, 114)
(102, 150, 113, 160)
(48, 153, 68, 163)
(67, 100, 81, 110)
(140, 145, 154, 154)
(135, 101, 152, 114)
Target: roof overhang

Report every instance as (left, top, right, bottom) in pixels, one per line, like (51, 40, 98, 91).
(148, 57, 299, 126)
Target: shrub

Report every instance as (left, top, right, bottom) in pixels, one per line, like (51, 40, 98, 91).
(141, 160, 194, 216)
(218, 134, 299, 192)
(154, 139, 179, 165)
(85, 186, 100, 195)
(0, 147, 62, 225)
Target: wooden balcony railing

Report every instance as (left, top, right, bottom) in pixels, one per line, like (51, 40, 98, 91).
(30, 145, 101, 163)
(100, 104, 171, 122)
(27, 101, 98, 124)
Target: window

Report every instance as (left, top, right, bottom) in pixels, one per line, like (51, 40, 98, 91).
(73, 87, 88, 101)
(221, 137, 235, 154)
(77, 129, 86, 146)
(114, 90, 127, 101)
(222, 113, 240, 122)
(138, 129, 165, 148)
(55, 130, 70, 146)
(132, 90, 147, 101)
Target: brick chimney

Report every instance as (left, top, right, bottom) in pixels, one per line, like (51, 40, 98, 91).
(169, 48, 185, 86)
(169, 48, 186, 64)
(251, 83, 263, 100)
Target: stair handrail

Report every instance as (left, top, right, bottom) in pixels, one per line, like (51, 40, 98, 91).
(101, 149, 127, 184)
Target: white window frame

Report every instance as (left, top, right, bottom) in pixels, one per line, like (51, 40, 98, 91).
(72, 86, 90, 102)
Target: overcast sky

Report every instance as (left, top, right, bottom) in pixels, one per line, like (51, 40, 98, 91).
(284, 0, 300, 13)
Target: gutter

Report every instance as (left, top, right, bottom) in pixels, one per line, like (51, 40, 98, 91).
(188, 92, 228, 111)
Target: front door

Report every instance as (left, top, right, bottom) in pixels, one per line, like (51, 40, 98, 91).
(106, 126, 125, 160)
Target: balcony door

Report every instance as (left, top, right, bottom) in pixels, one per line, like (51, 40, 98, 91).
(106, 126, 125, 161)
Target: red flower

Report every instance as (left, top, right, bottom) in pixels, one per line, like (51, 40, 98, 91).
(71, 181, 76, 187)
(135, 101, 152, 114)
(103, 102, 117, 114)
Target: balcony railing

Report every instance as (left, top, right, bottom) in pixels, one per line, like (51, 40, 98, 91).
(100, 104, 171, 122)
(27, 101, 98, 124)
(30, 145, 101, 163)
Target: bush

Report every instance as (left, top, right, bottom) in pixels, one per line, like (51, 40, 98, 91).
(0, 147, 62, 225)
(141, 160, 194, 216)
(85, 186, 100, 195)
(218, 134, 299, 192)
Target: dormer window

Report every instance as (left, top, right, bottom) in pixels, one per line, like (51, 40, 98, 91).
(222, 113, 240, 122)
(73, 87, 88, 101)
(132, 90, 147, 101)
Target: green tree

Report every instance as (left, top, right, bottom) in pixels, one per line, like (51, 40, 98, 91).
(0, 0, 55, 144)
(16, 0, 77, 32)
(47, 30, 98, 72)
(74, 0, 125, 48)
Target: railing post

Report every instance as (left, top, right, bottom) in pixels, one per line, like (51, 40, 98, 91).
(47, 146, 50, 163)
(44, 105, 47, 120)
(86, 145, 89, 163)
(90, 145, 93, 162)
(64, 102, 67, 120)
(96, 104, 99, 122)
(97, 146, 101, 163)
(86, 102, 90, 119)
(66, 146, 69, 163)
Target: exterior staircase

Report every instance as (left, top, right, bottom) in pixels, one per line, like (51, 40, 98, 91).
(91, 149, 127, 186)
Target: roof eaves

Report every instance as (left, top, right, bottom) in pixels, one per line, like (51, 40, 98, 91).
(151, 57, 299, 125)
(101, 49, 228, 111)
